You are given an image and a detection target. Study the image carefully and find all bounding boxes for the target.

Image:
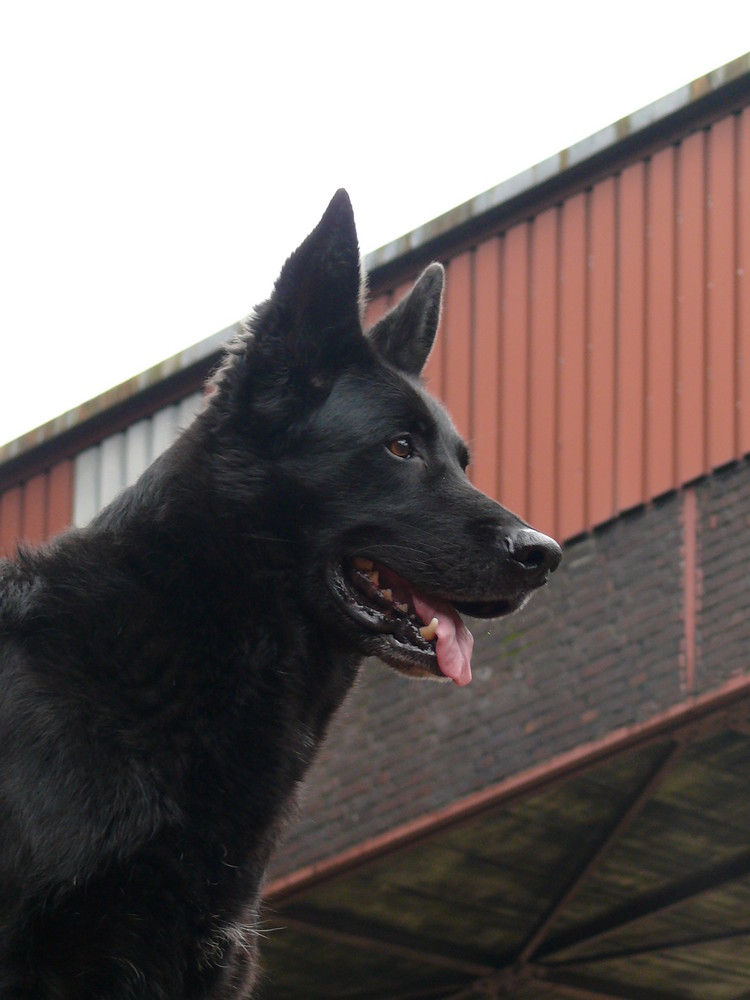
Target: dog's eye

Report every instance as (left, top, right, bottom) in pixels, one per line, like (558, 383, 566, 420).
(387, 436, 414, 460)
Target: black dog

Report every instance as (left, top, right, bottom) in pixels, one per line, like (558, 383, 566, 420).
(0, 191, 561, 998)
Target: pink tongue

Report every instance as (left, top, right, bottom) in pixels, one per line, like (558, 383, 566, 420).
(412, 593, 474, 687)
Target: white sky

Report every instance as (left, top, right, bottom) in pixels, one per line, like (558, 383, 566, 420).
(1, 1, 749, 447)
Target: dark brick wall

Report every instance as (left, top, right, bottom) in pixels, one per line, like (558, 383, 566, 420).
(698, 459, 750, 692)
(272, 475, 705, 878)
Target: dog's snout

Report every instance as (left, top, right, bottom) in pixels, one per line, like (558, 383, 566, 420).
(504, 528, 562, 576)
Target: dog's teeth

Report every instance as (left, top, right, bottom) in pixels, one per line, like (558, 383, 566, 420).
(366, 570, 379, 587)
(419, 617, 439, 641)
(353, 557, 374, 571)
(395, 602, 409, 614)
(381, 588, 393, 601)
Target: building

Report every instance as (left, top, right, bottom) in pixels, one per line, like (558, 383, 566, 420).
(3, 55, 750, 999)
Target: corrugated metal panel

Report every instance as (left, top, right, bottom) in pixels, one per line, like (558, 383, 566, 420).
(0, 486, 22, 557)
(471, 238, 502, 499)
(499, 222, 530, 521)
(441, 253, 473, 444)
(528, 207, 557, 536)
(706, 115, 736, 469)
(615, 161, 646, 514)
(645, 145, 676, 501)
(99, 433, 127, 508)
(740, 108, 750, 456)
(557, 192, 587, 540)
(125, 419, 152, 484)
(587, 178, 617, 530)
(71, 447, 101, 529)
(72, 392, 203, 527)
(676, 129, 706, 485)
(46, 461, 74, 539)
(22, 474, 47, 547)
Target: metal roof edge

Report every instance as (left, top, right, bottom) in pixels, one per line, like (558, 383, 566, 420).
(3, 52, 750, 474)
(0, 324, 239, 477)
(363, 52, 750, 280)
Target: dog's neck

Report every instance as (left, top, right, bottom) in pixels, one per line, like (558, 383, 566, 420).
(75, 423, 363, 839)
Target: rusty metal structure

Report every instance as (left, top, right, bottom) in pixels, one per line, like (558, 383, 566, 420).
(3, 55, 750, 999)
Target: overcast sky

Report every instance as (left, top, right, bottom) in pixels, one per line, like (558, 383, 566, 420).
(1, 2, 749, 446)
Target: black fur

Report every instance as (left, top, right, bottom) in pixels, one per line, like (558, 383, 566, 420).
(0, 191, 561, 998)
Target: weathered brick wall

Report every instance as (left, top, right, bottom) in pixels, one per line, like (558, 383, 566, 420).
(272, 462, 750, 878)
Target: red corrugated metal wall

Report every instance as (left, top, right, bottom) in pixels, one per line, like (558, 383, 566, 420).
(366, 108, 750, 541)
(0, 461, 72, 557)
(3, 104, 750, 553)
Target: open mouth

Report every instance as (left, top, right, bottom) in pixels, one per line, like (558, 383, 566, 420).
(327, 557, 522, 686)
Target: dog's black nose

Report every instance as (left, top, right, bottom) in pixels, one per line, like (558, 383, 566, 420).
(504, 528, 562, 576)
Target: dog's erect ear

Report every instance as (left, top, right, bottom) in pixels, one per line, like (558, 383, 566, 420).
(272, 188, 363, 340)
(215, 190, 367, 424)
(367, 263, 444, 376)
